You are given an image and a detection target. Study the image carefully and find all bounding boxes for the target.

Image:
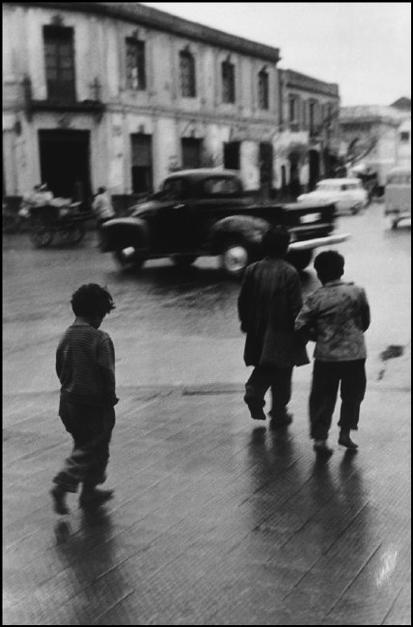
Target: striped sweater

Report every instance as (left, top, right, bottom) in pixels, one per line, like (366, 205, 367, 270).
(56, 320, 117, 407)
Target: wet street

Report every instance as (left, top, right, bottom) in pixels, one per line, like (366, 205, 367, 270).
(3, 204, 411, 625)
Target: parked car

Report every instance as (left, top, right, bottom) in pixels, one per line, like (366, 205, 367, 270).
(384, 167, 411, 229)
(297, 178, 369, 214)
(100, 169, 349, 276)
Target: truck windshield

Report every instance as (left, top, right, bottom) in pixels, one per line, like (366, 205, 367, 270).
(203, 177, 242, 196)
(159, 178, 187, 199)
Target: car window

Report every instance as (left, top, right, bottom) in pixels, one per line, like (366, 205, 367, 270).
(161, 178, 187, 198)
(203, 177, 242, 196)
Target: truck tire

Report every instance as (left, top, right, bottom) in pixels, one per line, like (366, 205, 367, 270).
(221, 242, 250, 277)
(287, 249, 313, 271)
(113, 247, 146, 271)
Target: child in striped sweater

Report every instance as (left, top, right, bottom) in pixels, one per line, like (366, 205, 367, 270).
(51, 284, 118, 514)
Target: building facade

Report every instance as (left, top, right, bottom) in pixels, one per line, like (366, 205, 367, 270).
(277, 69, 340, 194)
(3, 1, 286, 203)
(339, 104, 410, 187)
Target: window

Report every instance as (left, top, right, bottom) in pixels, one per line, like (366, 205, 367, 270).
(289, 96, 297, 122)
(162, 178, 188, 198)
(222, 60, 235, 103)
(309, 100, 319, 134)
(131, 133, 152, 193)
(400, 131, 410, 142)
(223, 142, 240, 170)
(302, 100, 308, 129)
(181, 138, 202, 168)
(126, 38, 146, 90)
(258, 69, 269, 110)
(289, 95, 300, 131)
(203, 177, 241, 196)
(180, 50, 196, 97)
(43, 25, 75, 101)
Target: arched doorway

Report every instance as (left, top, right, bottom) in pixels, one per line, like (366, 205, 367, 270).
(308, 149, 320, 190)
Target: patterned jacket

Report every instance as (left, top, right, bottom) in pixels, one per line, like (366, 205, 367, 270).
(295, 280, 370, 361)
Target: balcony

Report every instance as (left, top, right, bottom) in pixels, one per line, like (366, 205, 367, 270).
(23, 76, 105, 120)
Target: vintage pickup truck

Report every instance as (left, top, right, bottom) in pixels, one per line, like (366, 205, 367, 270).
(100, 169, 349, 276)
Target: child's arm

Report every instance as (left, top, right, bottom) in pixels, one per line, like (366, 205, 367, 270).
(97, 336, 118, 406)
(359, 288, 371, 332)
(295, 294, 318, 343)
(237, 267, 252, 333)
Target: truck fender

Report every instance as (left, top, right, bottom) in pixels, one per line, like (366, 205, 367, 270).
(208, 215, 269, 254)
(100, 217, 149, 253)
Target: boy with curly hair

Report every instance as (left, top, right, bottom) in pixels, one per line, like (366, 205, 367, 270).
(51, 284, 118, 514)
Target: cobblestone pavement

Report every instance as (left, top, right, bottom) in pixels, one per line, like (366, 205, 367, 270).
(3, 376, 410, 625)
(3, 208, 411, 625)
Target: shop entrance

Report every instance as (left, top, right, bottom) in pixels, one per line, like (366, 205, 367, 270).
(38, 129, 91, 202)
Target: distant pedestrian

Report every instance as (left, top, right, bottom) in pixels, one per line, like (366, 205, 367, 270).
(51, 284, 118, 514)
(295, 251, 370, 458)
(92, 186, 115, 226)
(238, 226, 309, 427)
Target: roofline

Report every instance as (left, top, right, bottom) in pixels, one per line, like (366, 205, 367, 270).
(281, 68, 339, 98)
(339, 114, 402, 127)
(166, 168, 239, 178)
(5, 2, 281, 63)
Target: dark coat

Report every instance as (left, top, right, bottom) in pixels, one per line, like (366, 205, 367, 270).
(238, 257, 309, 368)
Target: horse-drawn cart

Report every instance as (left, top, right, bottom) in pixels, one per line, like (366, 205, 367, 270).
(20, 199, 92, 248)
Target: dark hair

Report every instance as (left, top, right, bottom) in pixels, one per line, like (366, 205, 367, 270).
(97, 186, 106, 194)
(71, 284, 115, 318)
(262, 226, 290, 258)
(314, 250, 344, 281)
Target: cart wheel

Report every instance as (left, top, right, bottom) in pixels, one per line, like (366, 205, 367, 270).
(30, 226, 53, 248)
(60, 226, 85, 245)
(70, 225, 86, 244)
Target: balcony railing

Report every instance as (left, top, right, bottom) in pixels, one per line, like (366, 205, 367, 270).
(23, 76, 105, 119)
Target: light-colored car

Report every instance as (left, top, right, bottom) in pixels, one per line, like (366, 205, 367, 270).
(297, 178, 368, 214)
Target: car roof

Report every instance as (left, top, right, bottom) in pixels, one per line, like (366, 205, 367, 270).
(317, 178, 360, 185)
(165, 168, 239, 180)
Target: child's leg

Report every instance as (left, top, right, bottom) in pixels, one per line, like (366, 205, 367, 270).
(269, 366, 293, 424)
(338, 360, 366, 447)
(51, 403, 104, 513)
(83, 407, 116, 489)
(244, 366, 273, 420)
(309, 361, 340, 441)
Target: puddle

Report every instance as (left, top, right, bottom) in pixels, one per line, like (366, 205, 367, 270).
(377, 344, 406, 381)
(380, 345, 405, 361)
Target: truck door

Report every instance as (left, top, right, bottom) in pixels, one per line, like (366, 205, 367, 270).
(153, 178, 193, 252)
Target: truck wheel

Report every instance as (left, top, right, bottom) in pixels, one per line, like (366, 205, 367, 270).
(113, 247, 145, 271)
(221, 243, 250, 277)
(171, 254, 198, 267)
(287, 249, 313, 271)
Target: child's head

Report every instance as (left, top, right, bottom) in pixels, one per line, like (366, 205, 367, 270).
(71, 284, 115, 328)
(314, 250, 345, 284)
(262, 226, 290, 258)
